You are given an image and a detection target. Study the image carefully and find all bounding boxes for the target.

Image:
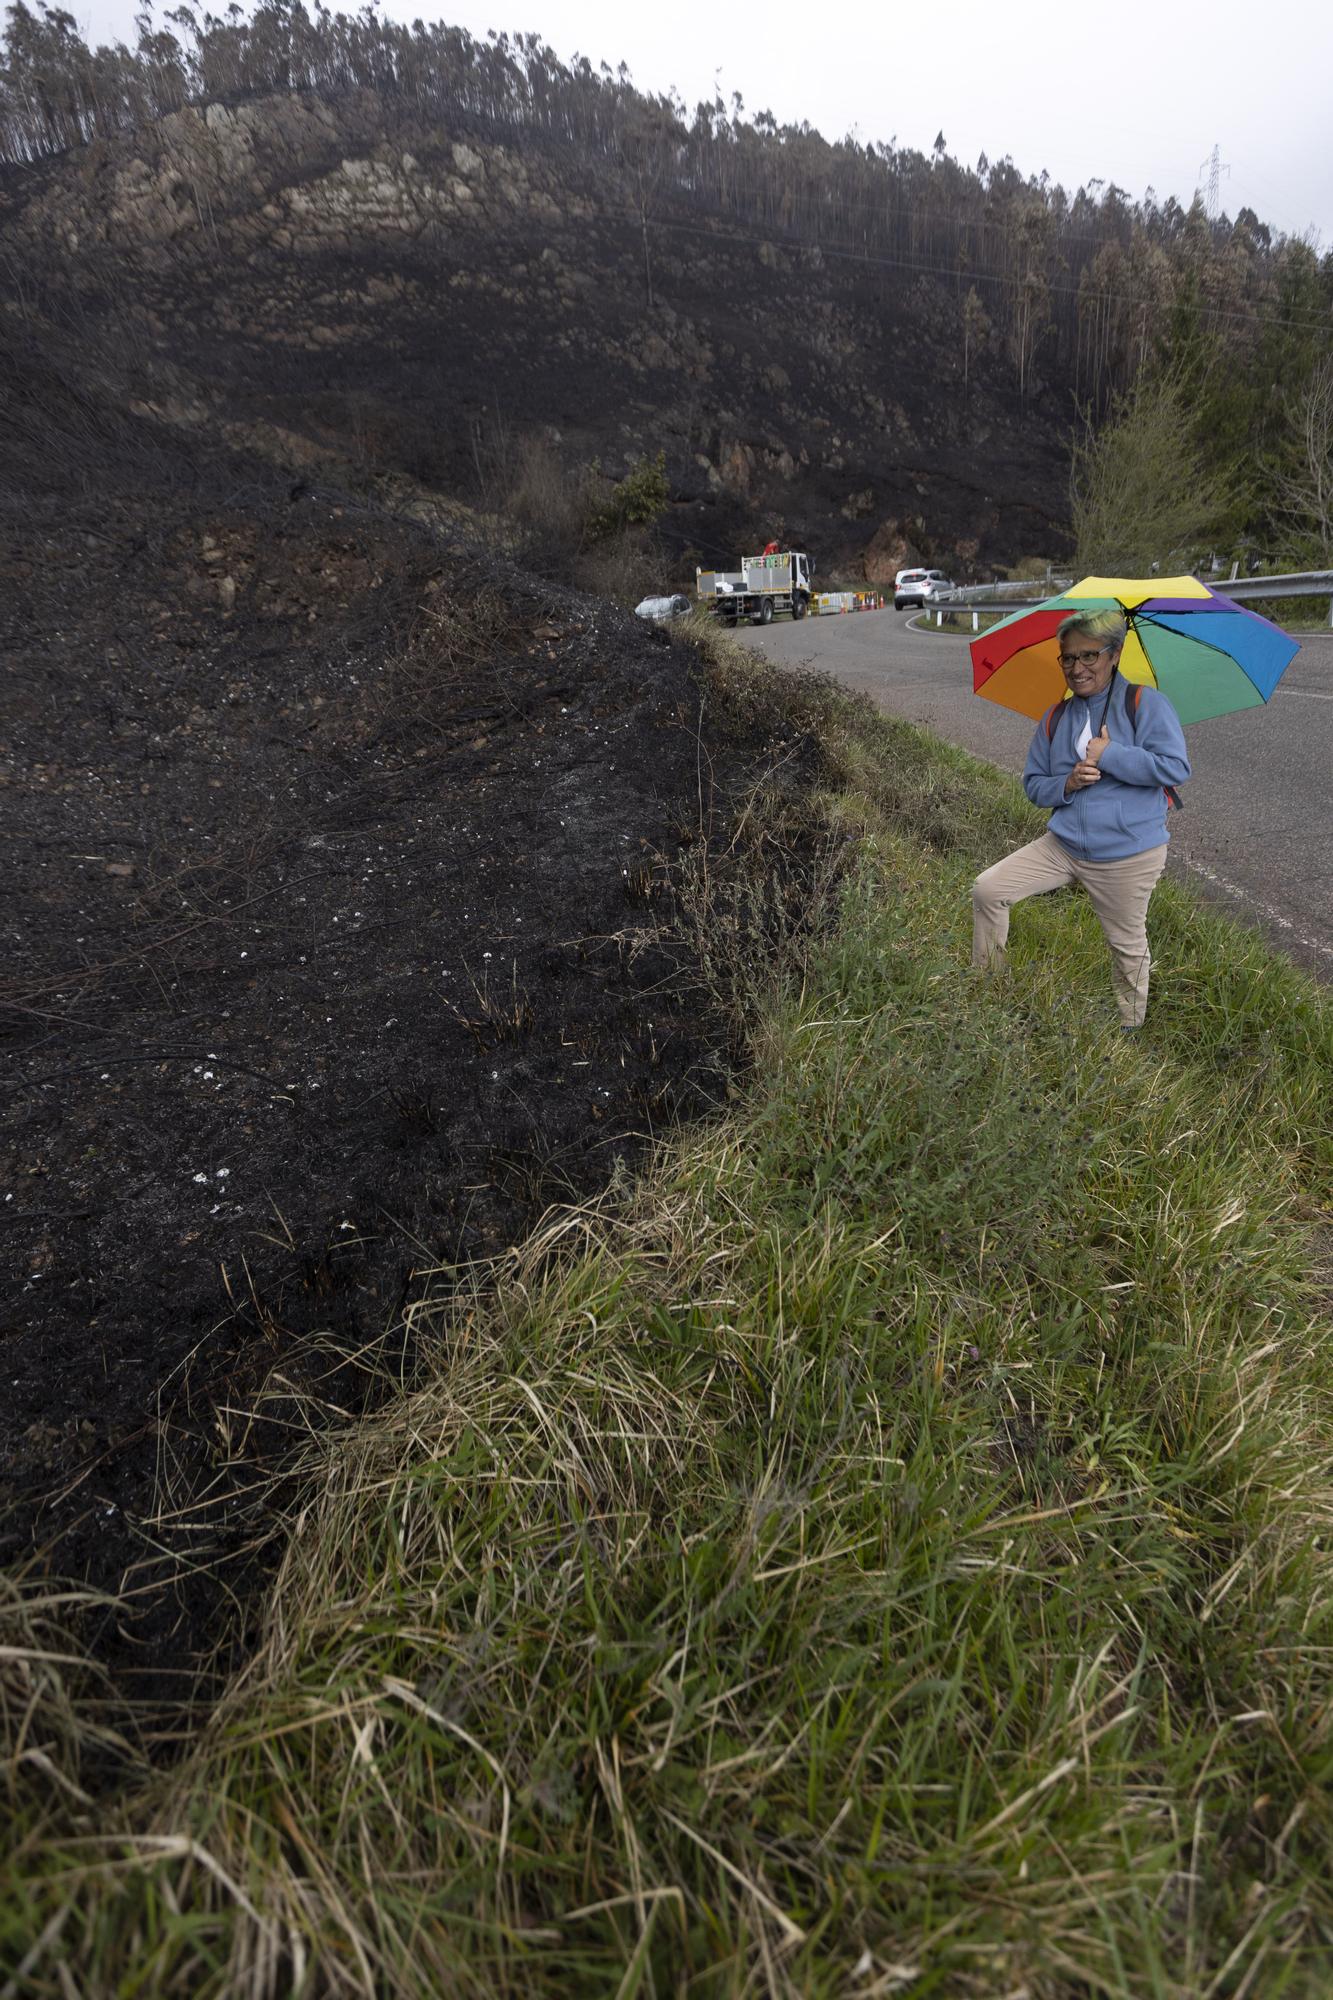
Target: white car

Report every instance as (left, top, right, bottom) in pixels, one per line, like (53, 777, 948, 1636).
(894, 568, 955, 610)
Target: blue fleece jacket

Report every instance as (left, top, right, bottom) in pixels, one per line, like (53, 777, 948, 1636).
(1022, 674, 1191, 861)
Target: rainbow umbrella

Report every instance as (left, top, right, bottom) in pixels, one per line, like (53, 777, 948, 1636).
(970, 574, 1301, 725)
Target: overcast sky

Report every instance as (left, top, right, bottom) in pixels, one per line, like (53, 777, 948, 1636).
(70, 0, 1333, 246)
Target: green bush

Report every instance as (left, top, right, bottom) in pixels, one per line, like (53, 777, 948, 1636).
(586, 451, 669, 540)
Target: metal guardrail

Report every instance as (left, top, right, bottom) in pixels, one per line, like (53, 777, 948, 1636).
(1211, 569, 1333, 607)
(943, 569, 1333, 625)
(949, 578, 1069, 604)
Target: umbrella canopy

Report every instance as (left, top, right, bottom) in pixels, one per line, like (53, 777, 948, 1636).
(970, 574, 1301, 725)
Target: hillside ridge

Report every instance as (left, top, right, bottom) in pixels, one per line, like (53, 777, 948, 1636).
(3, 84, 1073, 580)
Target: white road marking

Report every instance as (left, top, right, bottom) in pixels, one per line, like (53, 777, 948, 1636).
(1278, 689, 1333, 701)
(1180, 858, 1333, 961)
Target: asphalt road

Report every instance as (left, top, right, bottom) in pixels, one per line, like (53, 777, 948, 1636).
(736, 608, 1333, 980)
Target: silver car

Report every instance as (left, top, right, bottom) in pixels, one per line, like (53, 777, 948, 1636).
(634, 593, 692, 623)
(894, 568, 955, 610)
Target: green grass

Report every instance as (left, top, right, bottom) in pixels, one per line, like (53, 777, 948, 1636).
(912, 608, 1008, 636)
(5, 653, 1333, 1997)
(1240, 596, 1333, 635)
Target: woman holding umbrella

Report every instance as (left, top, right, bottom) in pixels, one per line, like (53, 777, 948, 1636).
(971, 608, 1191, 1030)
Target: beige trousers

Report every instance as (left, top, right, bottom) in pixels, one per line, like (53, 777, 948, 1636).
(972, 832, 1169, 1027)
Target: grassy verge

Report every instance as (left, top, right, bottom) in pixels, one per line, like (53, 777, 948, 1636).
(913, 608, 1008, 636)
(1243, 597, 1333, 636)
(5, 643, 1333, 1997)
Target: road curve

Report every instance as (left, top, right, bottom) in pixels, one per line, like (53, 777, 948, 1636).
(736, 608, 1333, 980)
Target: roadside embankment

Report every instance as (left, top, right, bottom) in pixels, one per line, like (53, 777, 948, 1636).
(5, 636, 1332, 1997)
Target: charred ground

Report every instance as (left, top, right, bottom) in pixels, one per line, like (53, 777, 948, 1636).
(1, 333, 831, 1709)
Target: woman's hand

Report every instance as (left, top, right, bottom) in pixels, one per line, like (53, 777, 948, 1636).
(1064, 759, 1102, 796)
(1083, 724, 1111, 768)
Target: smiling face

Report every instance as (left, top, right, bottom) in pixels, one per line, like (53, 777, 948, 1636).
(1058, 629, 1120, 699)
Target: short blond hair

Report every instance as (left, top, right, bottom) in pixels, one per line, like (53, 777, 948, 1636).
(1057, 608, 1126, 650)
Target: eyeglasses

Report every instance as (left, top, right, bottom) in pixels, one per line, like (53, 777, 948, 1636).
(1058, 647, 1109, 670)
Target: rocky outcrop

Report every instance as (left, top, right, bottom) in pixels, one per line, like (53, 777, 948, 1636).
(863, 519, 923, 584)
(4, 97, 571, 262)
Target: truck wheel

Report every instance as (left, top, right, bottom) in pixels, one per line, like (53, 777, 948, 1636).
(791, 593, 808, 619)
(759, 598, 774, 625)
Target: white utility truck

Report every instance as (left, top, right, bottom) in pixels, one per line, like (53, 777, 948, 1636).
(696, 550, 814, 624)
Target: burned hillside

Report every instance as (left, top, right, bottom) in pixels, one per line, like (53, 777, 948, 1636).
(0, 334, 835, 1700)
(0, 29, 1097, 1704)
(1, 81, 1074, 586)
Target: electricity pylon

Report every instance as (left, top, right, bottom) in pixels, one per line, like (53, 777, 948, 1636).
(1197, 144, 1230, 220)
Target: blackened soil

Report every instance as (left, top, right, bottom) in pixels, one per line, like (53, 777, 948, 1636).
(1, 367, 815, 1709)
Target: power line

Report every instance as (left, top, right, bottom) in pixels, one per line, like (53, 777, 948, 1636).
(584, 195, 1333, 336)
(542, 149, 1333, 334)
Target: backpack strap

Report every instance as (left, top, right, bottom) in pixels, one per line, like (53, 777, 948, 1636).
(1044, 697, 1069, 742)
(1126, 682, 1183, 812)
